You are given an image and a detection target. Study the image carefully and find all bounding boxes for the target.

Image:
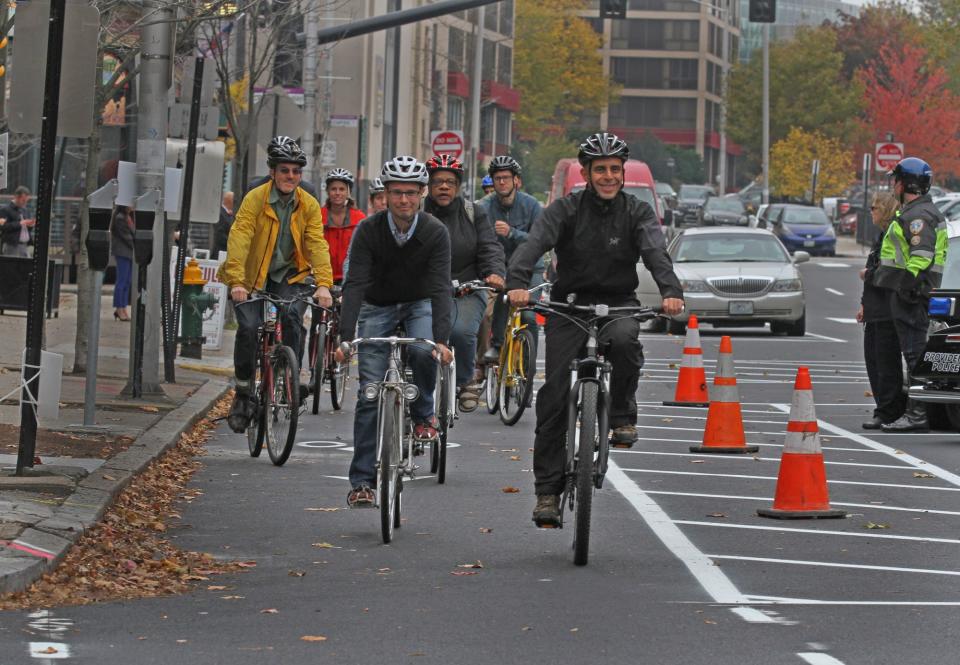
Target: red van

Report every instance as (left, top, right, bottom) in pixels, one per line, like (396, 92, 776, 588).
(548, 158, 664, 222)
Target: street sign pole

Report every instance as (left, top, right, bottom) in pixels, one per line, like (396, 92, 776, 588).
(16, 0, 65, 475)
(810, 159, 820, 205)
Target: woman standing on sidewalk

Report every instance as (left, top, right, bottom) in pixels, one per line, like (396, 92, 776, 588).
(857, 192, 905, 429)
(110, 205, 135, 321)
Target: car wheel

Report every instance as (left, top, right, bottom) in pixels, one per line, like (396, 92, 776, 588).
(927, 403, 951, 431)
(785, 312, 806, 336)
(944, 404, 960, 431)
(667, 319, 686, 336)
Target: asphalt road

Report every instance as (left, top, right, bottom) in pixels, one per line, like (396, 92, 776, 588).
(3, 256, 959, 664)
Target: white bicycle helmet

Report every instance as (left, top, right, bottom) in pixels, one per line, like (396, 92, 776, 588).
(325, 167, 355, 186)
(380, 156, 429, 185)
(369, 177, 385, 194)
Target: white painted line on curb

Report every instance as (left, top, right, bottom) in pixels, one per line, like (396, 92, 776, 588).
(825, 317, 858, 324)
(708, 555, 960, 576)
(804, 332, 849, 343)
(676, 520, 960, 545)
(825, 288, 845, 296)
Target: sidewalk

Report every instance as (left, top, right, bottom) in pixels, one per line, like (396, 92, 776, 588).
(835, 234, 868, 260)
(0, 285, 233, 592)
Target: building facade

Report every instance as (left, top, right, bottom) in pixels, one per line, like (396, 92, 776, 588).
(592, 0, 742, 189)
(738, 0, 860, 63)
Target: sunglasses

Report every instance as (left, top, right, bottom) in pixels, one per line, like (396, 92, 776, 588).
(277, 166, 303, 176)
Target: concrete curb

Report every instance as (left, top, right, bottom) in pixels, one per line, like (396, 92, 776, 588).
(0, 378, 230, 594)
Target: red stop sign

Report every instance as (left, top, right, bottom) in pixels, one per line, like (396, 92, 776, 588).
(875, 142, 904, 171)
(431, 131, 464, 161)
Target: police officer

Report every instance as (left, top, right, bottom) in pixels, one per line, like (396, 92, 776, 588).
(873, 157, 948, 432)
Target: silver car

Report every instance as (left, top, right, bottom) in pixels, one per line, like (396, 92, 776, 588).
(636, 227, 808, 336)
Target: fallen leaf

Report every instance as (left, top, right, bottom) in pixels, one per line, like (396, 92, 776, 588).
(501, 487, 520, 493)
(300, 635, 328, 642)
(140, 406, 160, 413)
(522, 626, 532, 632)
(864, 522, 890, 530)
(312, 542, 341, 549)
(668, 363, 677, 369)
(690, 459, 705, 464)
(260, 608, 279, 614)
(176, 639, 188, 644)
(479, 527, 493, 534)
(569, 628, 579, 633)
(207, 585, 228, 590)
(221, 595, 245, 600)
(457, 560, 484, 569)
(864, 391, 874, 397)
(304, 507, 341, 512)
(509, 456, 520, 461)
(450, 570, 479, 576)
(661, 418, 673, 423)
(101, 474, 117, 481)
(913, 472, 935, 478)
(704, 619, 717, 625)
(35, 647, 58, 654)
(707, 512, 727, 518)
(236, 561, 258, 568)
(288, 570, 306, 577)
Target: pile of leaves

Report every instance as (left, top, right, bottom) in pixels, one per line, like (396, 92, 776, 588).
(0, 395, 245, 610)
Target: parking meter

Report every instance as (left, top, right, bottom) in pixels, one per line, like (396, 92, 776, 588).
(134, 189, 160, 266)
(85, 180, 117, 272)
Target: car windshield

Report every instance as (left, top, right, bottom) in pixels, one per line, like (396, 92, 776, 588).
(655, 182, 674, 195)
(679, 185, 712, 201)
(942, 236, 960, 288)
(705, 198, 745, 214)
(782, 208, 830, 225)
(673, 234, 790, 263)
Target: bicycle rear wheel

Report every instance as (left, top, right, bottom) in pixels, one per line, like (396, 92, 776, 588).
(484, 363, 499, 414)
(329, 330, 348, 410)
(247, 386, 265, 457)
(379, 392, 401, 544)
(266, 345, 300, 466)
(310, 322, 327, 415)
(573, 382, 599, 566)
(498, 329, 536, 426)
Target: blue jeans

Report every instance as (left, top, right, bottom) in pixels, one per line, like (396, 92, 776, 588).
(348, 299, 437, 488)
(113, 256, 132, 308)
(450, 290, 487, 388)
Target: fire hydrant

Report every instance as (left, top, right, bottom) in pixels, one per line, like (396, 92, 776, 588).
(179, 258, 217, 359)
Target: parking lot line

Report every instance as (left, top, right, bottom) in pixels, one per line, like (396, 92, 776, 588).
(708, 555, 960, 577)
(676, 520, 960, 545)
(625, 437, 888, 453)
(615, 450, 913, 470)
(637, 413, 792, 425)
(749, 596, 960, 606)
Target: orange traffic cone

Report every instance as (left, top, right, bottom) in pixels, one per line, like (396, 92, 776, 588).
(758, 367, 846, 519)
(690, 336, 758, 454)
(663, 314, 709, 407)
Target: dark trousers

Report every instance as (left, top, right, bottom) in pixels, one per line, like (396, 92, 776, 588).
(113, 256, 132, 308)
(232, 279, 312, 387)
(890, 294, 929, 384)
(532, 309, 643, 495)
(863, 320, 906, 423)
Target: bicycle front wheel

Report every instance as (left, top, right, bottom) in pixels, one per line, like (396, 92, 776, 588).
(484, 363, 499, 414)
(329, 331, 349, 410)
(379, 392, 401, 544)
(432, 363, 450, 483)
(573, 382, 599, 567)
(498, 329, 536, 426)
(247, 386, 265, 457)
(266, 345, 300, 466)
(310, 323, 327, 415)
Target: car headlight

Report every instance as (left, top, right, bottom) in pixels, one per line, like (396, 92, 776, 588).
(823, 225, 836, 238)
(772, 279, 802, 292)
(681, 279, 710, 293)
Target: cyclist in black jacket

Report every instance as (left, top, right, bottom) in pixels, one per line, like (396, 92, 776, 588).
(506, 132, 684, 527)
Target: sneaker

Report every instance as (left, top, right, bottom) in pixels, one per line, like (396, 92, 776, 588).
(458, 387, 480, 413)
(532, 494, 561, 528)
(227, 391, 253, 433)
(347, 484, 376, 508)
(611, 424, 638, 449)
(482, 347, 500, 364)
(880, 415, 930, 433)
(413, 417, 440, 442)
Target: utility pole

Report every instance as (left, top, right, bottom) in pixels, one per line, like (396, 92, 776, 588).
(469, 7, 484, 199)
(761, 23, 770, 205)
(302, 0, 319, 182)
(126, 0, 173, 396)
(321, 1, 335, 178)
(717, 3, 730, 195)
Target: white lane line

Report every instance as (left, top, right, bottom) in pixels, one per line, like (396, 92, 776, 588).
(637, 413, 792, 425)
(641, 379, 867, 385)
(824, 288, 846, 296)
(773, 405, 960, 488)
(750, 596, 960, 606)
(798, 652, 848, 665)
(637, 424, 843, 437)
(637, 401, 877, 408)
(708, 555, 960, 577)
(818, 262, 851, 268)
(639, 335, 845, 344)
(825, 317, 858, 324)
(676, 520, 960, 545)
(616, 450, 913, 470)
(620, 467, 960, 492)
(804, 332, 849, 343)
(643, 490, 960, 517)
(627, 437, 888, 453)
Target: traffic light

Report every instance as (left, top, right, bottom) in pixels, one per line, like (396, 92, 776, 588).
(749, 0, 776, 23)
(600, 0, 627, 20)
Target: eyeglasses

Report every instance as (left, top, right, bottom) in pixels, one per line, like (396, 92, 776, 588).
(430, 178, 459, 188)
(388, 189, 421, 200)
(492, 175, 514, 183)
(277, 166, 303, 176)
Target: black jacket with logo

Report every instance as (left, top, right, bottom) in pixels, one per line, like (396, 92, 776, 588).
(506, 189, 682, 304)
(423, 196, 504, 284)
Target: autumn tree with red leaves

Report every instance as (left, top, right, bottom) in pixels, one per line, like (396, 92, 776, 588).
(857, 43, 960, 180)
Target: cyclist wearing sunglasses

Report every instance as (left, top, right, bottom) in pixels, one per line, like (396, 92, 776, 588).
(247, 136, 322, 201)
(335, 156, 454, 508)
(220, 137, 335, 433)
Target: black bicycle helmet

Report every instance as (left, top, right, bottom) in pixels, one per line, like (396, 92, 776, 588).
(267, 135, 307, 168)
(577, 132, 629, 167)
(889, 157, 933, 195)
(325, 167, 355, 187)
(488, 155, 522, 177)
(380, 156, 429, 185)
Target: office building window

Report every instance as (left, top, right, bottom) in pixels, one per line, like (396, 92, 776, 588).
(627, 0, 699, 10)
(483, 38, 496, 80)
(498, 44, 512, 85)
(499, 0, 514, 37)
(611, 57, 698, 90)
(496, 109, 512, 147)
(447, 97, 464, 131)
(448, 27, 465, 73)
(611, 19, 698, 51)
(481, 107, 494, 145)
(485, 4, 499, 32)
(608, 97, 697, 129)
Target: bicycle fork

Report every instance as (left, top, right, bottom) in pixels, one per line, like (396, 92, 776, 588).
(562, 358, 613, 518)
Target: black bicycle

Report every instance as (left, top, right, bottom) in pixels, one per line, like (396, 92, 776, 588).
(307, 285, 349, 414)
(526, 296, 656, 566)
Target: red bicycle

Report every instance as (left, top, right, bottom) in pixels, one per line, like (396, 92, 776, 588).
(307, 285, 349, 414)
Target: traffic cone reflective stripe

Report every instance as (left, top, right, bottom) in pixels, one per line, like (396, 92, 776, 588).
(663, 314, 709, 407)
(690, 336, 758, 454)
(758, 367, 846, 519)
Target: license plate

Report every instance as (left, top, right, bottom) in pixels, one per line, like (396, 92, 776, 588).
(729, 301, 754, 315)
(803, 240, 815, 247)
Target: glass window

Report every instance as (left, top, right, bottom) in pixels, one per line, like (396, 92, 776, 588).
(448, 28, 465, 73)
(611, 19, 698, 51)
(480, 106, 494, 145)
(496, 108, 512, 147)
(608, 97, 697, 128)
(485, 5, 498, 32)
(674, 234, 790, 263)
(627, 0, 699, 10)
(499, 0, 514, 37)
(447, 97, 463, 131)
(483, 38, 496, 81)
(610, 57, 697, 90)
(704, 197, 745, 214)
(941, 235, 960, 288)
(498, 44, 512, 85)
(782, 207, 830, 225)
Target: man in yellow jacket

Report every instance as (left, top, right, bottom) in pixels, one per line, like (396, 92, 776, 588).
(219, 138, 334, 433)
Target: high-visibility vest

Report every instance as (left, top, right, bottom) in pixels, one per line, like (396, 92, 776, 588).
(875, 207, 947, 298)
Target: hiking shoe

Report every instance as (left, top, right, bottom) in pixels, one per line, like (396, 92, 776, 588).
(532, 494, 561, 528)
(458, 387, 480, 413)
(611, 424, 638, 449)
(347, 484, 376, 508)
(227, 391, 253, 433)
(413, 417, 440, 442)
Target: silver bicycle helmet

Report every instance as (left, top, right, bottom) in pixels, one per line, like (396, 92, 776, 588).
(369, 177, 385, 194)
(577, 132, 629, 166)
(380, 156, 429, 185)
(325, 167, 355, 187)
(267, 135, 307, 168)
(488, 155, 522, 177)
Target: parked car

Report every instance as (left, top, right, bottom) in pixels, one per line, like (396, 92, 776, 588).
(636, 226, 807, 336)
(938, 198, 960, 221)
(700, 196, 748, 226)
(735, 181, 763, 214)
(838, 210, 858, 235)
(768, 204, 837, 256)
(655, 181, 677, 209)
(675, 184, 714, 225)
(549, 158, 664, 222)
(754, 203, 786, 230)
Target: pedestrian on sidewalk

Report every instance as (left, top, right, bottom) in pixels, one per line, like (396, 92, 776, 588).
(0, 186, 35, 257)
(110, 205, 135, 321)
(857, 191, 905, 429)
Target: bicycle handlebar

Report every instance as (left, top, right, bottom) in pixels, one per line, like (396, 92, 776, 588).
(342, 337, 441, 355)
(453, 279, 500, 296)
